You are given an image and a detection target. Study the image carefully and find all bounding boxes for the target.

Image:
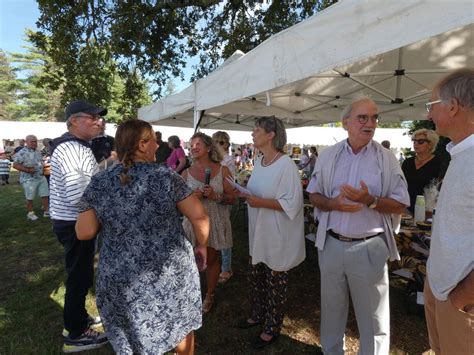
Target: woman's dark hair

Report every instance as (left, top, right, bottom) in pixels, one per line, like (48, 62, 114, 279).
(310, 146, 318, 156)
(168, 135, 181, 149)
(190, 132, 222, 163)
(254, 116, 286, 152)
(115, 119, 155, 185)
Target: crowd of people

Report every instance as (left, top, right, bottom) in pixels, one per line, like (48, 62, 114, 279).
(1, 69, 472, 354)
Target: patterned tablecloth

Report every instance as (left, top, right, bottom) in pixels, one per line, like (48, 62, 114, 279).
(389, 226, 431, 283)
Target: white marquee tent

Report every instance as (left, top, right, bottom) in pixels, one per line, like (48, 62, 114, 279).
(0, 121, 412, 152)
(138, 0, 473, 131)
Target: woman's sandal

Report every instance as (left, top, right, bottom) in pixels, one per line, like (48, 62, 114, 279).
(218, 271, 233, 284)
(202, 293, 215, 314)
(236, 317, 261, 329)
(252, 334, 279, 350)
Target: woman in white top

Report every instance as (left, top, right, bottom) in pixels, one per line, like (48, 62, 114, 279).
(236, 116, 305, 350)
(212, 131, 235, 284)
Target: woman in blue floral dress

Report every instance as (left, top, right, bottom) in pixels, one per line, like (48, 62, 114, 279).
(76, 120, 209, 354)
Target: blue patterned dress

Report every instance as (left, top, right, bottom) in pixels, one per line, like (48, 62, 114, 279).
(79, 163, 202, 354)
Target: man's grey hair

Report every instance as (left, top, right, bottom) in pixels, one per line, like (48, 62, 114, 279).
(340, 97, 377, 120)
(66, 112, 85, 129)
(437, 68, 474, 111)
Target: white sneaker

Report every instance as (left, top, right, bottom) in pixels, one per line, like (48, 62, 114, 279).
(27, 212, 39, 221)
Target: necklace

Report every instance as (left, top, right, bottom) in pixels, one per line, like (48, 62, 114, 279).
(261, 152, 280, 167)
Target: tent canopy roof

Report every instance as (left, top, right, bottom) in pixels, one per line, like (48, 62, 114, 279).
(139, 0, 473, 131)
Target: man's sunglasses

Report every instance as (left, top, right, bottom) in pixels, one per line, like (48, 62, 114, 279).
(412, 139, 430, 145)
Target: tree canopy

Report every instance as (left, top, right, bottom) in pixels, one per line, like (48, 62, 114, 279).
(32, 0, 337, 98)
(1, 33, 151, 123)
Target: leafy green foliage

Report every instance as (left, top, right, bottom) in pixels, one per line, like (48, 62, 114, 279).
(32, 0, 337, 97)
(7, 36, 63, 121)
(0, 50, 21, 120)
(4, 31, 151, 123)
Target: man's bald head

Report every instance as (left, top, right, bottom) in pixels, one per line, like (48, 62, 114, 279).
(25, 135, 38, 149)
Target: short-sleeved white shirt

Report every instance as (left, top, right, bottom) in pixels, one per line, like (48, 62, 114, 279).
(247, 154, 305, 271)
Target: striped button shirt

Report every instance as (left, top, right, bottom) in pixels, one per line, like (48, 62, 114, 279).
(49, 140, 99, 221)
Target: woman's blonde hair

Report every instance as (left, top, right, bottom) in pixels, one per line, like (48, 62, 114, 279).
(190, 132, 222, 163)
(115, 119, 155, 185)
(412, 128, 439, 153)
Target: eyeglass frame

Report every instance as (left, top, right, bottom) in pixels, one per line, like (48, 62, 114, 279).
(71, 113, 103, 122)
(412, 139, 430, 145)
(425, 99, 442, 113)
(354, 114, 380, 124)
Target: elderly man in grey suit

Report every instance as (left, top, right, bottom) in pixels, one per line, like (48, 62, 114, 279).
(307, 98, 409, 354)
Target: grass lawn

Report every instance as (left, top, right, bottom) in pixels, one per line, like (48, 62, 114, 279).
(0, 171, 430, 354)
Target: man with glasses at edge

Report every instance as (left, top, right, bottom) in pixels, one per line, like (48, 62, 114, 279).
(49, 100, 109, 352)
(307, 98, 409, 354)
(424, 68, 474, 354)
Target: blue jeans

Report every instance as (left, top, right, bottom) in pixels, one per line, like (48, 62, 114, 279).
(220, 248, 232, 272)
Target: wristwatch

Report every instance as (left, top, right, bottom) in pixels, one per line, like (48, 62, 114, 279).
(368, 196, 379, 209)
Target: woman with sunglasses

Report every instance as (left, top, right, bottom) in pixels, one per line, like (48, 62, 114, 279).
(401, 128, 445, 213)
(182, 132, 236, 314)
(212, 131, 236, 285)
(236, 116, 305, 350)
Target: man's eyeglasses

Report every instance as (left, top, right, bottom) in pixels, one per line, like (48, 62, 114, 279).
(412, 139, 430, 145)
(214, 140, 226, 146)
(356, 114, 379, 124)
(72, 114, 103, 122)
(425, 100, 442, 113)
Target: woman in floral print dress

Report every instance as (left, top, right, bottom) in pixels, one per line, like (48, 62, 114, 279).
(76, 120, 209, 354)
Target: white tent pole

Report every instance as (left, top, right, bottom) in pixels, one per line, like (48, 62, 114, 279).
(193, 110, 202, 132)
(395, 48, 403, 100)
(334, 70, 395, 101)
(403, 91, 431, 102)
(403, 75, 431, 90)
(266, 92, 271, 106)
(311, 69, 453, 78)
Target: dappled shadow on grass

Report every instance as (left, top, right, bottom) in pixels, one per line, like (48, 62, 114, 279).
(0, 175, 114, 354)
(0, 177, 429, 354)
(196, 204, 430, 354)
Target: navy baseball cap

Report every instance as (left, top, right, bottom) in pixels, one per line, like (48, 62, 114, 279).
(65, 100, 107, 119)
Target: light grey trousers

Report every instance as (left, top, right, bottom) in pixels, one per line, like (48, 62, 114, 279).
(318, 233, 390, 355)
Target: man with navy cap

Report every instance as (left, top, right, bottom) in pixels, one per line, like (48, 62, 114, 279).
(49, 100, 109, 352)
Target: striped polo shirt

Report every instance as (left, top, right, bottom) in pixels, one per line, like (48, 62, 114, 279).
(49, 140, 99, 221)
(0, 159, 11, 175)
